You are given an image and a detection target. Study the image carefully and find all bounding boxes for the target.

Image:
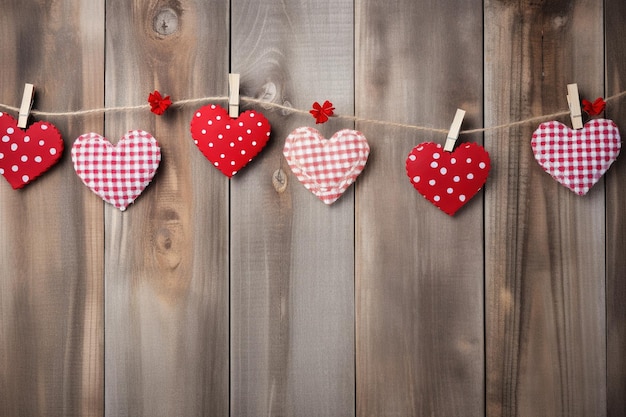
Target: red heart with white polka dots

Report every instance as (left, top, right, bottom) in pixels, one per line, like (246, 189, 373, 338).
(406, 142, 490, 215)
(71, 131, 161, 211)
(0, 112, 64, 189)
(190, 104, 271, 177)
(531, 119, 621, 195)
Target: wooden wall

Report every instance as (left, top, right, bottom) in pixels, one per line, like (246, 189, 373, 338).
(0, 1, 624, 416)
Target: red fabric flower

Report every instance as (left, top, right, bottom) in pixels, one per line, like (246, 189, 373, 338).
(309, 100, 335, 124)
(148, 90, 172, 115)
(582, 97, 605, 117)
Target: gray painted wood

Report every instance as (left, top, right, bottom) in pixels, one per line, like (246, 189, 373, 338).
(355, 1, 485, 416)
(103, 1, 229, 416)
(484, 1, 606, 416)
(230, 1, 355, 416)
(0, 1, 104, 416)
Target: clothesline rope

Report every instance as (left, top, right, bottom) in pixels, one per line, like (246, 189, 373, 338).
(1, 90, 625, 135)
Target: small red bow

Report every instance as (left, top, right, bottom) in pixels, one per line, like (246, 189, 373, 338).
(582, 97, 605, 117)
(309, 100, 335, 124)
(148, 90, 172, 115)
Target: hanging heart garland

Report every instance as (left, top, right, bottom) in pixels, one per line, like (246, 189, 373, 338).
(0, 112, 64, 189)
(71, 130, 161, 211)
(406, 142, 490, 215)
(531, 119, 621, 195)
(190, 104, 271, 177)
(283, 127, 370, 205)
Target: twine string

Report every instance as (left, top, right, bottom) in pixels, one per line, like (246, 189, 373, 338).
(0, 90, 624, 135)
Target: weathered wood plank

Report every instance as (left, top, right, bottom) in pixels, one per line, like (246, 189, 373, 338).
(0, 1, 104, 416)
(355, 1, 484, 416)
(103, 1, 229, 416)
(229, 1, 355, 416)
(606, 1, 626, 415)
(484, 1, 606, 416)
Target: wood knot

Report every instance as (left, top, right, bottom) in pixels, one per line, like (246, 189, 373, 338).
(153, 8, 178, 36)
(258, 82, 277, 102)
(280, 100, 294, 116)
(272, 169, 288, 193)
(153, 208, 183, 272)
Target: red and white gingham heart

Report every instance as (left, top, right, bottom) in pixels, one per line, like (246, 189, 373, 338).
(531, 119, 621, 195)
(283, 127, 370, 204)
(71, 130, 161, 211)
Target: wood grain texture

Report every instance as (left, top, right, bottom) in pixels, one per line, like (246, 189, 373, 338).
(484, 1, 606, 416)
(0, 1, 104, 416)
(229, 1, 355, 416)
(606, 1, 626, 415)
(355, 1, 484, 416)
(2, 2, 626, 416)
(103, 1, 229, 416)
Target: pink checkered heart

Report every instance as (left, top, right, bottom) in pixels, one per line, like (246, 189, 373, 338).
(71, 130, 161, 211)
(531, 119, 621, 195)
(283, 127, 370, 204)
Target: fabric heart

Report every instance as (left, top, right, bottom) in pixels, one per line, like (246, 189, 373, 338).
(0, 112, 64, 189)
(283, 127, 370, 204)
(71, 130, 161, 211)
(190, 104, 271, 177)
(406, 142, 490, 215)
(531, 119, 621, 195)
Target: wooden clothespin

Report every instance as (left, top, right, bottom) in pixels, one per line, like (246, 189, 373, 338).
(567, 83, 583, 130)
(18, 83, 35, 128)
(443, 109, 466, 152)
(228, 73, 240, 118)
